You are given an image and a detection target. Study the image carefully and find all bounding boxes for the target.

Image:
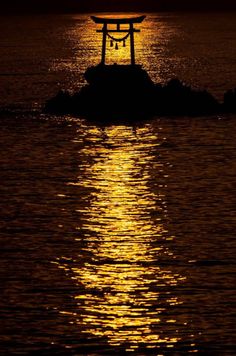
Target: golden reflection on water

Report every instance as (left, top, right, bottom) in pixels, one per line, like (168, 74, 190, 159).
(56, 125, 192, 352)
(52, 14, 174, 86)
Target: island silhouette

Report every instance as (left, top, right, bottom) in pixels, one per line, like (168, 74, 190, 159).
(44, 15, 236, 122)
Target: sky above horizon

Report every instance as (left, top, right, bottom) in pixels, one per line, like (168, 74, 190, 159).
(2, 0, 236, 13)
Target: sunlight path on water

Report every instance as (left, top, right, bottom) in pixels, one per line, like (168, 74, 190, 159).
(55, 124, 196, 353)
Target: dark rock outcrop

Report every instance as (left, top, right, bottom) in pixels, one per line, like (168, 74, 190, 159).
(44, 64, 235, 120)
(153, 79, 220, 116)
(224, 88, 236, 113)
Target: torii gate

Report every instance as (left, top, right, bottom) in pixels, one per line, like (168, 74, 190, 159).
(91, 15, 146, 66)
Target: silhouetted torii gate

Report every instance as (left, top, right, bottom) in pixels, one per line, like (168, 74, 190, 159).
(91, 15, 146, 66)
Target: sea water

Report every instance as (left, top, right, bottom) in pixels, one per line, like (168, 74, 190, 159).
(0, 13, 236, 355)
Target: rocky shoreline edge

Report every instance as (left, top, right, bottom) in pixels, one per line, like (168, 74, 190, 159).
(44, 65, 236, 121)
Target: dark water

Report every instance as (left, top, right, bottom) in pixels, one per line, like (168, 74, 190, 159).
(0, 13, 236, 355)
(1, 115, 236, 355)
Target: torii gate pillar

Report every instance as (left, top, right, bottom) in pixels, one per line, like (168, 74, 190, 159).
(130, 23, 135, 66)
(91, 15, 146, 66)
(102, 23, 107, 65)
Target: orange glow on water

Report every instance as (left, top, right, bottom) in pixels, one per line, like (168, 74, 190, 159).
(55, 125, 191, 351)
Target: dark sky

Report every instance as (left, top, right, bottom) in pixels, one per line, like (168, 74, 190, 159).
(2, 0, 236, 13)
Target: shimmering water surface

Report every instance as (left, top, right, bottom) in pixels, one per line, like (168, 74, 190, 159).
(0, 12, 236, 355)
(0, 13, 236, 109)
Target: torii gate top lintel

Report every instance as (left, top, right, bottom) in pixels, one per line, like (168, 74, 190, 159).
(91, 15, 146, 25)
(91, 15, 146, 65)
